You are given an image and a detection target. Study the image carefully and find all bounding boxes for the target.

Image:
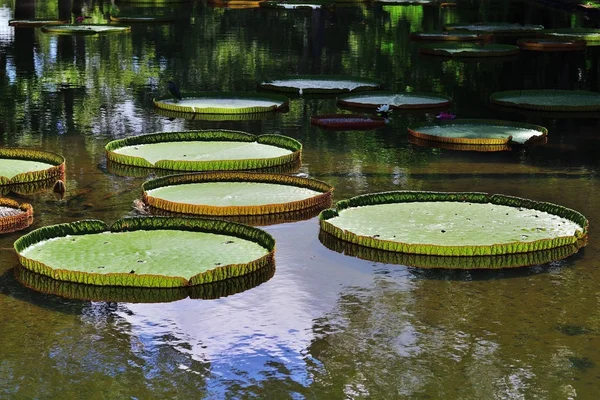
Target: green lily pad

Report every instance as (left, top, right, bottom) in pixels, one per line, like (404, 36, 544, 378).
(337, 91, 452, 110)
(14, 263, 275, 302)
(105, 130, 302, 172)
(41, 24, 132, 35)
(142, 172, 333, 216)
(490, 90, 600, 112)
(9, 19, 70, 27)
(444, 22, 544, 33)
(153, 92, 289, 115)
(375, 0, 434, 4)
(410, 31, 493, 42)
(319, 191, 588, 257)
(408, 119, 547, 147)
(14, 217, 275, 288)
(0, 148, 65, 188)
(259, 1, 333, 9)
(541, 28, 600, 46)
(419, 43, 519, 57)
(259, 75, 383, 95)
(109, 15, 177, 23)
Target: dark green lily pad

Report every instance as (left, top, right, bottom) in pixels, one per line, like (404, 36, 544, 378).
(9, 19, 70, 27)
(444, 22, 544, 33)
(410, 31, 493, 42)
(490, 90, 600, 112)
(14, 217, 275, 288)
(419, 43, 519, 57)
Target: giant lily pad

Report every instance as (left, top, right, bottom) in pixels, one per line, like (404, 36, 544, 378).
(540, 28, 600, 46)
(490, 90, 600, 112)
(444, 22, 544, 33)
(410, 31, 493, 42)
(258, 75, 383, 95)
(517, 38, 586, 51)
(407, 119, 547, 150)
(9, 19, 69, 27)
(142, 172, 333, 217)
(154, 107, 276, 121)
(153, 92, 289, 115)
(14, 217, 275, 287)
(319, 191, 588, 257)
(41, 24, 132, 35)
(319, 231, 585, 269)
(0, 198, 33, 234)
(105, 130, 302, 172)
(14, 263, 275, 302)
(0, 148, 65, 188)
(259, 1, 333, 9)
(419, 43, 519, 57)
(109, 15, 177, 23)
(337, 91, 452, 110)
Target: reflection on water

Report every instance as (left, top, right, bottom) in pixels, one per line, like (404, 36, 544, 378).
(1, 0, 600, 397)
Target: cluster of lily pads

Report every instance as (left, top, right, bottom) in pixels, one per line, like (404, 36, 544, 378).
(2, 4, 594, 301)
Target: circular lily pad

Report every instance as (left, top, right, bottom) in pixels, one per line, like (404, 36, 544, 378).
(337, 91, 452, 110)
(319, 231, 585, 269)
(14, 263, 275, 302)
(490, 90, 600, 112)
(444, 22, 544, 33)
(319, 191, 588, 257)
(410, 31, 493, 42)
(517, 38, 587, 51)
(0, 198, 33, 234)
(109, 15, 177, 23)
(105, 130, 302, 172)
(259, 1, 332, 9)
(41, 24, 132, 35)
(14, 217, 276, 287)
(419, 43, 519, 57)
(258, 75, 383, 95)
(154, 107, 276, 121)
(9, 19, 69, 27)
(541, 28, 600, 46)
(408, 135, 511, 152)
(153, 92, 289, 115)
(142, 172, 333, 216)
(408, 119, 548, 149)
(0, 148, 65, 188)
(310, 114, 386, 130)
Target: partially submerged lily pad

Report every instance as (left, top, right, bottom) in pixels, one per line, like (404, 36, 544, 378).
(310, 114, 386, 130)
(419, 43, 519, 57)
(410, 31, 493, 42)
(142, 172, 333, 216)
(337, 91, 452, 110)
(109, 15, 177, 23)
(0, 148, 65, 188)
(319, 231, 585, 269)
(259, 1, 333, 9)
(517, 38, 587, 51)
(258, 75, 383, 95)
(9, 19, 69, 27)
(14, 263, 275, 302)
(41, 24, 132, 35)
(0, 198, 33, 234)
(153, 92, 289, 115)
(319, 191, 588, 257)
(408, 119, 548, 149)
(14, 217, 276, 287)
(444, 22, 544, 33)
(540, 28, 600, 46)
(105, 130, 302, 172)
(490, 90, 600, 112)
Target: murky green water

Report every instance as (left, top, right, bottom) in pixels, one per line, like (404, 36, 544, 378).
(1, 0, 600, 398)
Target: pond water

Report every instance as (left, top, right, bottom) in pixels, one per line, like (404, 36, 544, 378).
(1, 0, 600, 398)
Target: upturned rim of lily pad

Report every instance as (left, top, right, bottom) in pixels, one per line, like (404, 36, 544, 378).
(0, 198, 34, 234)
(142, 171, 334, 216)
(337, 91, 452, 110)
(153, 92, 289, 114)
(490, 90, 600, 112)
(258, 75, 384, 95)
(40, 24, 132, 35)
(319, 191, 588, 257)
(407, 119, 548, 147)
(14, 263, 276, 303)
(419, 43, 520, 57)
(155, 107, 278, 121)
(14, 217, 276, 288)
(105, 130, 302, 172)
(319, 231, 585, 269)
(0, 148, 65, 187)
